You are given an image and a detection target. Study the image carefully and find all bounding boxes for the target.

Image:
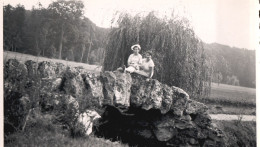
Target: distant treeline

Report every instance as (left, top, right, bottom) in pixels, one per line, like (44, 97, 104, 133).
(204, 43, 255, 88)
(4, 1, 108, 65)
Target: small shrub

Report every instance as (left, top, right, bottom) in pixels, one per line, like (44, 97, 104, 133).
(226, 75, 240, 86)
(4, 89, 30, 135)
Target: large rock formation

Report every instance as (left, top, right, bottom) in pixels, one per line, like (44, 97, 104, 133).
(95, 73, 224, 146)
(4, 59, 225, 146)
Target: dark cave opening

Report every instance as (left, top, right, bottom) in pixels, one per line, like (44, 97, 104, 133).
(93, 105, 168, 147)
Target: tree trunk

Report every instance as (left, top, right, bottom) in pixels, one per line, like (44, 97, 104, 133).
(11, 43, 14, 52)
(70, 47, 75, 61)
(86, 38, 92, 64)
(58, 23, 64, 59)
(80, 43, 86, 63)
(36, 39, 40, 56)
(101, 48, 106, 72)
(42, 33, 47, 57)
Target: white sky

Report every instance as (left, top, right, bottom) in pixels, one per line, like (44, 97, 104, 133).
(3, 0, 259, 50)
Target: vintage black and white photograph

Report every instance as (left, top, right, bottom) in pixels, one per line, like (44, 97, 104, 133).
(2, 0, 258, 146)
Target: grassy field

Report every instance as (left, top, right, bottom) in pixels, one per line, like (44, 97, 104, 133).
(3, 51, 102, 75)
(197, 83, 256, 115)
(210, 83, 255, 105)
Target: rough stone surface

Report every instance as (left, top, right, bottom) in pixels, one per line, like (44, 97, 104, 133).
(78, 110, 101, 135)
(37, 61, 58, 79)
(100, 71, 132, 107)
(130, 73, 190, 115)
(152, 115, 176, 141)
(185, 99, 209, 115)
(25, 60, 38, 78)
(83, 73, 104, 106)
(4, 59, 28, 91)
(62, 67, 86, 98)
(4, 59, 225, 147)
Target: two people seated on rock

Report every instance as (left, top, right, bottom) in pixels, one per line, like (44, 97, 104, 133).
(118, 44, 155, 81)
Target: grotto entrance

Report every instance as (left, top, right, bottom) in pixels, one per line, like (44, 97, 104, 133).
(93, 105, 220, 147)
(93, 105, 168, 146)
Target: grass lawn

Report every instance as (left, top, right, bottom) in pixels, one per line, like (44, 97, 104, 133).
(196, 83, 256, 115)
(3, 51, 102, 75)
(210, 83, 255, 105)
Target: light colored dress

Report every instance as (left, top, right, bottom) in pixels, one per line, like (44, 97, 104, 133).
(125, 53, 142, 73)
(136, 59, 155, 77)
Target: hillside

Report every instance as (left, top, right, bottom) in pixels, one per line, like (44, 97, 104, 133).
(204, 43, 255, 88)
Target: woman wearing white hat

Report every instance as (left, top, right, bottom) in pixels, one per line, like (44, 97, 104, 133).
(124, 44, 142, 73)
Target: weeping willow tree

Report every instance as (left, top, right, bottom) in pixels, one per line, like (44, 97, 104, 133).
(104, 12, 212, 98)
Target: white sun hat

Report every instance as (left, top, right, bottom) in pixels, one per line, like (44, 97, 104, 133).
(131, 44, 141, 50)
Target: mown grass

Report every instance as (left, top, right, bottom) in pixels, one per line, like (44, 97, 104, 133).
(195, 83, 256, 115)
(213, 120, 256, 147)
(209, 83, 255, 106)
(4, 51, 102, 75)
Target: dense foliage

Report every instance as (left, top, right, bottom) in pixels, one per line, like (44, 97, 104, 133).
(205, 43, 255, 88)
(104, 12, 211, 98)
(3, 1, 108, 65)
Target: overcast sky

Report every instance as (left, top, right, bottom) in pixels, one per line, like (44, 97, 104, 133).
(3, 0, 258, 50)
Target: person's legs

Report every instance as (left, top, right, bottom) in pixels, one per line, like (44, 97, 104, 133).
(125, 66, 136, 73)
(117, 67, 123, 71)
(134, 70, 149, 77)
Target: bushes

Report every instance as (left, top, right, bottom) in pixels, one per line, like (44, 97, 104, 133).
(226, 75, 240, 86)
(4, 89, 30, 135)
(214, 120, 256, 147)
(212, 73, 240, 86)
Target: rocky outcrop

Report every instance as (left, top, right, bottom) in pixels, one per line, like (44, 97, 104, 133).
(78, 110, 101, 135)
(94, 73, 224, 146)
(4, 59, 225, 146)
